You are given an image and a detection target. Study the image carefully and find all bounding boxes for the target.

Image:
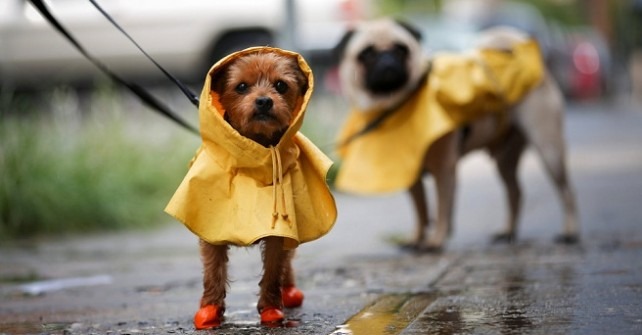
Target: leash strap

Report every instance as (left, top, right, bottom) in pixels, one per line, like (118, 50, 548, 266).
(336, 102, 401, 149)
(27, 0, 199, 135)
(88, 0, 200, 107)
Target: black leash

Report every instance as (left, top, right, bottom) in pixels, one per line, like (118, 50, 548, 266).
(28, 0, 199, 135)
(87, 0, 200, 107)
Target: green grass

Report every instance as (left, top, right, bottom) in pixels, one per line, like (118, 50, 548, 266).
(0, 86, 198, 239)
(0, 81, 344, 240)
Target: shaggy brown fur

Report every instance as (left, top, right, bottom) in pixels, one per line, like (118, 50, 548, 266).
(199, 51, 307, 315)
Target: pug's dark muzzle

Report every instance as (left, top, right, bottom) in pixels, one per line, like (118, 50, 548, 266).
(363, 51, 409, 95)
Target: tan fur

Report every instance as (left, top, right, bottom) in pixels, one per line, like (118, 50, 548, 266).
(201, 51, 307, 312)
(214, 52, 307, 147)
(340, 22, 579, 251)
(339, 18, 428, 112)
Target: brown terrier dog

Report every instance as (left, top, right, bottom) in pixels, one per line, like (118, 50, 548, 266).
(197, 51, 308, 327)
(166, 47, 336, 329)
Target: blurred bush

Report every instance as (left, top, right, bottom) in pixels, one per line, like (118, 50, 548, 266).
(0, 85, 197, 240)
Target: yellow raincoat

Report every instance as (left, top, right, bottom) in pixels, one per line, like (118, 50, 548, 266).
(165, 47, 337, 250)
(336, 40, 544, 194)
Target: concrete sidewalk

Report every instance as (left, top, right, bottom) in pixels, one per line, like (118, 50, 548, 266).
(1, 220, 641, 335)
(403, 239, 642, 335)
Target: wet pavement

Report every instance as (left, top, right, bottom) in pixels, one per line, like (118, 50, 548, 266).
(403, 241, 642, 335)
(1, 101, 642, 334)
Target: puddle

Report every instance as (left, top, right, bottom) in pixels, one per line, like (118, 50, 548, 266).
(202, 308, 301, 331)
(330, 262, 580, 334)
(400, 263, 580, 334)
(330, 292, 436, 335)
(19, 275, 112, 295)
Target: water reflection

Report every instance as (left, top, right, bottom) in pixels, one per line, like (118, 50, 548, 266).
(496, 267, 534, 334)
(330, 293, 435, 335)
(420, 305, 465, 335)
(407, 257, 578, 334)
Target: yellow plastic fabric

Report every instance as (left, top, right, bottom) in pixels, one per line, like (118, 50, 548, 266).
(335, 40, 544, 194)
(165, 47, 337, 250)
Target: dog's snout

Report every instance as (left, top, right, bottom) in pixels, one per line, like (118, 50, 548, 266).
(378, 52, 399, 68)
(255, 96, 273, 113)
(375, 51, 407, 77)
(365, 50, 409, 94)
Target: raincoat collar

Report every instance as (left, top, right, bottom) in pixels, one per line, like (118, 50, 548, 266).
(199, 47, 313, 173)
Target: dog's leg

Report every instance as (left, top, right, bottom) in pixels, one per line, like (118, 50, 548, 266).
(281, 248, 296, 288)
(530, 137, 579, 244)
(405, 178, 430, 250)
(424, 133, 459, 252)
(281, 248, 304, 308)
(258, 236, 288, 323)
(516, 75, 580, 243)
(194, 240, 228, 329)
(428, 168, 456, 252)
(490, 127, 527, 243)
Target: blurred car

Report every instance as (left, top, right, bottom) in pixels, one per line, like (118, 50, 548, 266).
(0, 0, 366, 88)
(563, 27, 612, 100)
(407, 14, 478, 54)
(439, 0, 612, 100)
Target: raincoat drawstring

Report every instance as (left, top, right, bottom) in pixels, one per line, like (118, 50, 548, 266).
(270, 146, 289, 228)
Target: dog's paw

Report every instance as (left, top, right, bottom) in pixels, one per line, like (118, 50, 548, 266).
(260, 307, 285, 324)
(194, 304, 224, 329)
(419, 244, 444, 253)
(399, 241, 443, 254)
(282, 286, 304, 308)
(554, 233, 580, 244)
(492, 232, 516, 244)
(398, 241, 422, 252)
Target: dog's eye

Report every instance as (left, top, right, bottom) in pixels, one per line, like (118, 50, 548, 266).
(393, 43, 409, 58)
(235, 82, 249, 94)
(274, 80, 289, 94)
(358, 46, 376, 63)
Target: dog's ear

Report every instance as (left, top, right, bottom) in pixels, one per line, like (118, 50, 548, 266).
(210, 66, 228, 95)
(294, 65, 309, 96)
(333, 29, 355, 64)
(394, 19, 422, 42)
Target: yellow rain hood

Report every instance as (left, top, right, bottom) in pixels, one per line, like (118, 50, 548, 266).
(165, 47, 337, 250)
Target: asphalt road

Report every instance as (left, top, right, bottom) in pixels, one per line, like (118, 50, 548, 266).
(1, 100, 641, 334)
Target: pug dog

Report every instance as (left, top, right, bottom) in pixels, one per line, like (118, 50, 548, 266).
(335, 18, 579, 251)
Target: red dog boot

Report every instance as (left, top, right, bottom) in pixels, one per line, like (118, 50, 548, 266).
(260, 306, 285, 324)
(194, 304, 223, 329)
(281, 286, 304, 308)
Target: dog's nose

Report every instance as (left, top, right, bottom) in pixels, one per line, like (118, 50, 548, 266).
(378, 52, 398, 67)
(376, 52, 404, 74)
(255, 97, 273, 113)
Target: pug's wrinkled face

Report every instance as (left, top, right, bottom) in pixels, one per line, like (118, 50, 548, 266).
(357, 41, 411, 94)
(336, 18, 426, 112)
